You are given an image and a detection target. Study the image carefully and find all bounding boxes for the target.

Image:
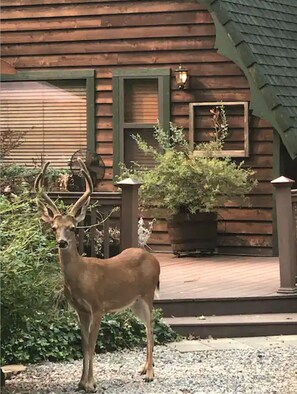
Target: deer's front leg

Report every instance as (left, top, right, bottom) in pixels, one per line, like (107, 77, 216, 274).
(77, 310, 92, 391)
(85, 311, 102, 392)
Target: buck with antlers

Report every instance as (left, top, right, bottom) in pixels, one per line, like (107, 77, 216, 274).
(34, 160, 160, 393)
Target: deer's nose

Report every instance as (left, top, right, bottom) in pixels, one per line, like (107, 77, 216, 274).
(58, 240, 68, 249)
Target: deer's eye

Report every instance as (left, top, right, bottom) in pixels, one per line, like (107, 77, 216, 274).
(69, 227, 76, 232)
(52, 226, 57, 232)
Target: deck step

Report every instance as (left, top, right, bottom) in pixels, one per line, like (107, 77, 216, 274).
(155, 295, 297, 317)
(164, 313, 297, 338)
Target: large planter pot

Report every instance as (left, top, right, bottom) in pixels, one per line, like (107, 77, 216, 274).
(167, 212, 217, 256)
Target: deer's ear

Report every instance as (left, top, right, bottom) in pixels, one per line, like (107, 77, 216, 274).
(37, 200, 54, 223)
(72, 197, 90, 223)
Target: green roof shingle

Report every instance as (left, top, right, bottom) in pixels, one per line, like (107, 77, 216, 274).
(202, 0, 297, 158)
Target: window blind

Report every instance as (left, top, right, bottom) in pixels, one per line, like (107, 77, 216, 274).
(0, 80, 87, 168)
(124, 79, 158, 123)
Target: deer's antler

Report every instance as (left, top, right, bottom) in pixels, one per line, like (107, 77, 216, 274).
(34, 161, 60, 217)
(69, 158, 93, 217)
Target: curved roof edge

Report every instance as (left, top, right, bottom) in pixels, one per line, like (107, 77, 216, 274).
(199, 0, 297, 159)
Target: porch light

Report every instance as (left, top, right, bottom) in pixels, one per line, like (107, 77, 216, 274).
(174, 65, 189, 89)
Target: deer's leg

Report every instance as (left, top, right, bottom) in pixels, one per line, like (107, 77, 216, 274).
(131, 297, 154, 382)
(77, 310, 92, 390)
(84, 310, 102, 392)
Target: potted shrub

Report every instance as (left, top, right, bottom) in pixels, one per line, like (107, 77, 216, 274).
(119, 109, 256, 256)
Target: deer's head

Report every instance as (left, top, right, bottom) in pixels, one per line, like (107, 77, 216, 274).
(34, 159, 93, 249)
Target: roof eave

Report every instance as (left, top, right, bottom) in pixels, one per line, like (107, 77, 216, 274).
(198, 0, 297, 159)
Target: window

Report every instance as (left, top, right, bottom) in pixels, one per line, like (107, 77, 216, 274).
(124, 79, 159, 123)
(189, 101, 249, 157)
(0, 70, 95, 167)
(112, 69, 170, 176)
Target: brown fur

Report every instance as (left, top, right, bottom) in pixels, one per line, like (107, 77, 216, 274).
(35, 162, 160, 393)
(54, 217, 160, 392)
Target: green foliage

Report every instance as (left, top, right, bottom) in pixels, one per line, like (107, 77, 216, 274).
(1, 306, 178, 365)
(0, 163, 69, 194)
(119, 121, 257, 215)
(0, 191, 177, 365)
(1, 311, 82, 364)
(0, 163, 68, 181)
(96, 309, 178, 353)
(0, 192, 62, 337)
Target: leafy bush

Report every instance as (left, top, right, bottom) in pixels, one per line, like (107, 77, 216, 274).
(1, 311, 82, 364)
(119, 122, 257, 215)
(0, 191, 178, 365)
(0, 191, 62, 338)
(1, 308, 177, 365)
(0, 163, 69, 194)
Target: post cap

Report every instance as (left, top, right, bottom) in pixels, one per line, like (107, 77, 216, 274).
(271, 176, 295, 186)
(115, 177, 142, 186)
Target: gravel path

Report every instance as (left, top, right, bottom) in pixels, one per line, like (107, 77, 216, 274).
(3, 343, 297, 394)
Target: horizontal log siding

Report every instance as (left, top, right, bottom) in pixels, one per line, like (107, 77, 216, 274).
(0, 0, 274, 256)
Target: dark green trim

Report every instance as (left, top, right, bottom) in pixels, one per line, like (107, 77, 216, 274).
(1, 69, 96, 153)
(118, 77, 125, 172)
(161, 73, 171, 134)
(123, 123, 157, 129)
(1, 69, 95, 81)
(112, 68, 171, 178)
(112, 76, 121, 178)
(86, 72, 96, 152)
(112, 68, 170, 77)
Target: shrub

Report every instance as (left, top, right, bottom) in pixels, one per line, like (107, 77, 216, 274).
(119, 121, 257, 215)
(1, 311, 82, 364)
(0, 163, 69, 194)
(0, 191, 178, 365)
(0, 191, 62, 339)
(1, 308, 177, 365)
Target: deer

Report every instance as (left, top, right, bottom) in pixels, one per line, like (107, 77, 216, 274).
(34, 159, 160, 393)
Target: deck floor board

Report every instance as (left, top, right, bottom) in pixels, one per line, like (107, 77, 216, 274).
(155, 254, 282, 299)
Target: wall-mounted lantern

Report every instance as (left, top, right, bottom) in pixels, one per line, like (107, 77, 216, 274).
(174, 65, 189, 90)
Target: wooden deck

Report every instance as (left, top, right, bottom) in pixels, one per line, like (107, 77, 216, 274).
(154, 254, 297, 337)
(156, 253, 281, 299)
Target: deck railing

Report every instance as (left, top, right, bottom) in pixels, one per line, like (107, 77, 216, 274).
(49, 178, 141, 259)
(49, 191, 121, 258)
(271, 177, 297, 294)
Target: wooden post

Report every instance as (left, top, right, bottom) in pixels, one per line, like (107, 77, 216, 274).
(271, 176, 297, 294)
(116, 178, 142, 251)
(292, 189, 297, 282)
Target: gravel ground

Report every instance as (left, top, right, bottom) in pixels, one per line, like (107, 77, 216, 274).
(2, 344, 297, 394)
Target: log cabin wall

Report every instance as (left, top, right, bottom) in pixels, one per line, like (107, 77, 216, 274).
(0, 0, 274, 256)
